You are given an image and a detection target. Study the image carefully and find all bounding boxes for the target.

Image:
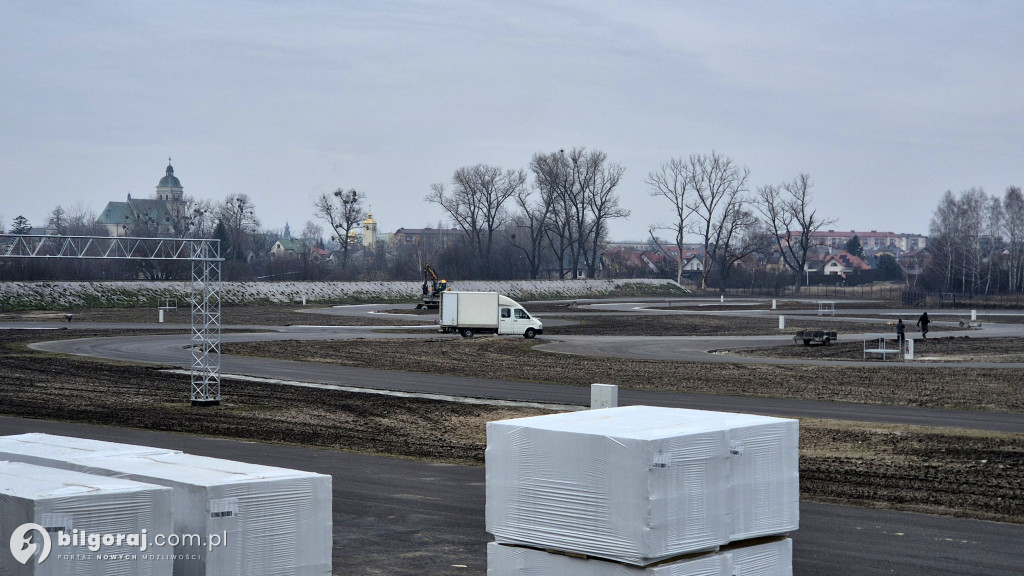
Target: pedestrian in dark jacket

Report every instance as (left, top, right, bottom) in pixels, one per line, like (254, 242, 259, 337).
(916, 312, 930, 339)
(896, 319, 906, 344)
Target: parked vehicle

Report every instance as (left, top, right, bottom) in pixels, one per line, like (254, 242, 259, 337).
(793, 329, 837, 346)
(439, 291, 543, 338)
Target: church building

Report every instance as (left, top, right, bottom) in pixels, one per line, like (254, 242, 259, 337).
(98, 160, 186, 236)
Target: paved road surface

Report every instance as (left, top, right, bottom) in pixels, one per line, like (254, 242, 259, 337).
(28, 329, 1024, 433)
(1, 415, 1021, 576)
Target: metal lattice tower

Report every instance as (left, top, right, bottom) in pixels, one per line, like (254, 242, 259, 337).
(0, 234, 223, 405)
(189, 240, 222, 405)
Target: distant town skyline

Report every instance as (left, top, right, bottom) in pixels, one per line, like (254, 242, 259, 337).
(2, 2, 1021, 240)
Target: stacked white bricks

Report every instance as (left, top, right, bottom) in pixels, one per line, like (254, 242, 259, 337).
(0, 433, 332, 576)
(485, 406, 798, 575)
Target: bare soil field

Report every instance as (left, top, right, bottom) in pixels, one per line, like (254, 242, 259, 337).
(0, 330, 1021, 523)
(737, 336, 1024, 363)
(3, 300, 1024, 525)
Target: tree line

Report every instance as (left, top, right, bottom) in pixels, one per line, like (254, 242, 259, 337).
(922, 186, 1024, 296)
(3, 150, 1020, 297)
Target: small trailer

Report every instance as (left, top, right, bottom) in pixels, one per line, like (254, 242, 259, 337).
(794, 329, 837, 346)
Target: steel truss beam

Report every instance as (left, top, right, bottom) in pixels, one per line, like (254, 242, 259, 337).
(0, 234, 223, 405)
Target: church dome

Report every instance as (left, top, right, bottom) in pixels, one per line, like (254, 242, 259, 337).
(363, 213, 376, 226)
(158, 162, 182, 188)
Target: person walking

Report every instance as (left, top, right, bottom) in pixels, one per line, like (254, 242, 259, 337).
(896, 318, 906, 345)
(916, 312, 930, 339)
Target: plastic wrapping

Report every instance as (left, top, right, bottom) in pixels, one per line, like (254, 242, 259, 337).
(485, 539, 792, 576)
(0, 461, 173, 576)
(486, 542, 731, 576)
(486, 406, 798, 565)
(729, 538, 793, 576)
(0, 435, 332, 576)
(0, 433, 179, 465)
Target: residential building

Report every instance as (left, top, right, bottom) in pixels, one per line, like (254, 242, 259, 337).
(806, 230, 927, 252)
(392, 227, 462, 248)
(270, 238, 309, 258)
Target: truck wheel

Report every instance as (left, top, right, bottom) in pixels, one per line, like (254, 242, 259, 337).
(823, 337, 831, 346)
(803, 339, 811, 346)
(460, 328, 474, 338)
(524, 328, 536, 339)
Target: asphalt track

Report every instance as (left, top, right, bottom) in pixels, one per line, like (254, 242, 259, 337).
(25, 323, 1024, 433)
(1, 415, 1022, 576)
(5, 300, 1024, 574)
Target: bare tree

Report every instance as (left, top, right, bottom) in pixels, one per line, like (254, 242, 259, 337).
(580, 151, 629, 278)
(755, 174, 835, 293)
(168, 196, 214, 239)
(217, 193, 260, 262)
(686, 153, 750, 290)
(708, 189, 769, 290)
(314, 188, 365, 266)
(647, 158, 695, 284)
(428, 164, 526, 278)
(1003, 186, 1024, 292)
(532, 148, 629, 278)
(507, 180, 555, 279)
(531, 151, 578, 278)
(983, 195, 1004, 294)
(301, 220, 324, 248)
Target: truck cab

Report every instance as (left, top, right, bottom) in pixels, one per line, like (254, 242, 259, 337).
(497, 296, 542, 338)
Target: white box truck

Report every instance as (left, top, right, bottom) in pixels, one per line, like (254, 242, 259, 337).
(440, 291, 543, 338)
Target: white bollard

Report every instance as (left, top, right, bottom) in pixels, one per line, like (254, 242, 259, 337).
(905, 338, 914, 360)
(720, 295, 725, 303)
(971, 309, 977, 321)
(772, 299, 777, 310)
(779, 315, 785, 330)
(590, 384, 618, 409)
(302, 296, 307, 306)
(158, 309, 164, 323)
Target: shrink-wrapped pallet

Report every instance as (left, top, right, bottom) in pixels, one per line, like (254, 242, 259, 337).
(0, 461, 173, 576)
(720, 414, 799, 540)
(485, 539, 793, 576)
(0, 433, 178, 465)
(0, 434, 332, 576)
(486, 542, 731, 575)
(486, 406, 798, 565)
(728, 538, 793, 576)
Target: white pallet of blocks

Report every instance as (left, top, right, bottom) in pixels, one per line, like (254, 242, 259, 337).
(0, 461, 174, 576)
(486, 406, 798, 566)
(0, 433, 332, 576)
(487, 538, 793, 576)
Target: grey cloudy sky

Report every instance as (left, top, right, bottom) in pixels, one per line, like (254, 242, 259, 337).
(2, 1, 1021, 241)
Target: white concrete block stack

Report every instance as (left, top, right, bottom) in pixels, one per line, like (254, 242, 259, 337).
(0, 433, 332, 576)
(485, 406, 798, 575)
(0, 461, 174, 575)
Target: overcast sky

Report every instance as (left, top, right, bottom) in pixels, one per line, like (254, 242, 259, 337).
(2, 1, 1021, 241)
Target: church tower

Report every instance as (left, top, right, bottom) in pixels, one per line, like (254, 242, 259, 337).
(362, 212, 377, 251)
(155, 159, 184, 202)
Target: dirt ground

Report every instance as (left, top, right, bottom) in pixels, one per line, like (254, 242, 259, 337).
(2, 305, 1023, 525)
(738, 335, 1024, 363)
(223, 337, 1024, 413)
